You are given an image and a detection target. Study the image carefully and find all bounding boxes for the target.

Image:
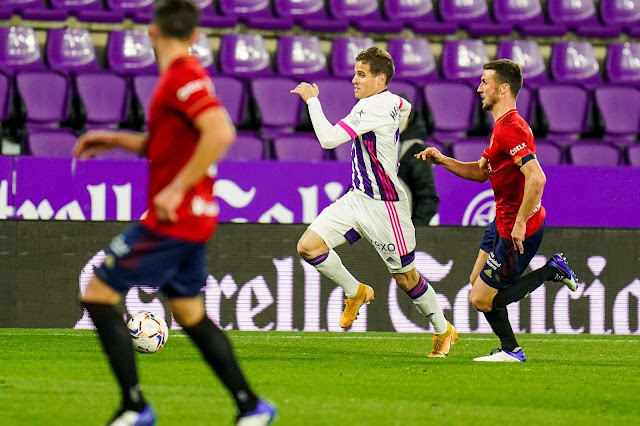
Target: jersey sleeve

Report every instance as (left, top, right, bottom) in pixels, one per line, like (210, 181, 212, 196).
(497, 123, 535, 167)
(337, 99, 392, 138)
(168, 68, 221, 121)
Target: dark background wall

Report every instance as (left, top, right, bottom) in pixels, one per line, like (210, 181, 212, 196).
(0, 221, 638, 334)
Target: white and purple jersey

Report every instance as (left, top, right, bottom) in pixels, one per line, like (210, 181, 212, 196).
(336, 91, 411, 202)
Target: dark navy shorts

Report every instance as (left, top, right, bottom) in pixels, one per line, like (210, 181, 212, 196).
(478, 219, 545, 290)
(94, 223, 208, 298)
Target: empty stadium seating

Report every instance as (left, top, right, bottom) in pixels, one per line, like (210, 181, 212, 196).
(0, 17, 637, 166)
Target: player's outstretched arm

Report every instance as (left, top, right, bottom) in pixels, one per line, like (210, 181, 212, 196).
(73, 130, 147, 159)
(153, 107, 235, 222)
(415, 147, 489, 182)
(290, 82, 351, 149)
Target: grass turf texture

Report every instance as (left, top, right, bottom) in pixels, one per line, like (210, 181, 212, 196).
(1, 330, 639, 425)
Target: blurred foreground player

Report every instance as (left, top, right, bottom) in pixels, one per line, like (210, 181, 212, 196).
(75, 0, 275, 424)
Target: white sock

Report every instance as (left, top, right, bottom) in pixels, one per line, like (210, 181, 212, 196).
(408, 277, 448, 334)
(306, 250, 360, 297)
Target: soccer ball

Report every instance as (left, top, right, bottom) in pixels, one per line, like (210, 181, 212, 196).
(127, 311, 169, 354)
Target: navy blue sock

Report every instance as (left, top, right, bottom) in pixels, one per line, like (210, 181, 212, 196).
(483, 308, 519, 352)
(83, 302, 146, 411)
(183, 316, 258, 414)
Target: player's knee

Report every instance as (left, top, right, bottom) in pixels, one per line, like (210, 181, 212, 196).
(296, 238, 312, 259)
(468, 293, 491, 312)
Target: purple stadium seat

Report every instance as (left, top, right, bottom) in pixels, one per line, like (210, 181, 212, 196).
(219, 34, 272, 78)
(538, 84, 590, 141)
(132, 74, 158, 121)
(251, 77, 302, 139)
(47, 28, 100, 75)
(388, 38, 438, 84)
(224, 131, 265, 161)
(628, 145, 640, 167)
(219, 0, 293, 29)
(190, 32, 215, 75)
(329, 0, 404, 32)
(496, 40, 547, 86)
(0, 27, 45, 76)
(50, 0, 103, 13)
(75, 72, 129, 127)
(274, 0, 347, 30)
(28, 129, 77, 158)
(601, 0, 640, 35)
(388, 80, 421, 110)
(16, 70, 70, 127)
(331, 37, 375, 78)
(439, 0, 513, 35)
(383, 0, 457, 34)
(548, 0, 621, 36)
(311, 78, 358, 125)
(211, 75, 246, 126)
(550, 42, 602, 88)
(569, 142, 621, 166)
(106, 0, 153, 17)
(76, 8, 125, 22)
(493, 0, 567, 35)
(534, 139, 563, 165)
(276, 36, 328, 78)
(594, 86, 640, 141)
(107, 30, 157, 76)
(450, 138, 487, 162)
(4, 0, 45, 12)
(273, 133, 327, 162)
(606, 42, 640, 86)
(13, 1, 69, 20)
(441, 40, 489, 84)
(0, 72, 10, 121)
(423, 81, 478, 139)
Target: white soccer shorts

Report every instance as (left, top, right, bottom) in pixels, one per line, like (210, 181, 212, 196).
(308, 190, 416, 273)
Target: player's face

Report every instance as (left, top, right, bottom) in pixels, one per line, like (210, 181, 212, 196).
(352, 62, 384, 99)
(477, 70, 501, 111)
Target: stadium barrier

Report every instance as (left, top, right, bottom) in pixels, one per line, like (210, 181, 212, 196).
(0, 221, 638, 334)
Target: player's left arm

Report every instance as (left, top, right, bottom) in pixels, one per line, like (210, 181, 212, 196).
(513, 155, 546, 254)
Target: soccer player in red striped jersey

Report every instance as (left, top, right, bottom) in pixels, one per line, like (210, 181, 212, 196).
(415, 60, 578, 362)
(74, 1, 274, 424)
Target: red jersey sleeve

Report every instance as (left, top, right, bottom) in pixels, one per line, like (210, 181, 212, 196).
(497, 122, 534, 167)
(168, 67, 221, 121)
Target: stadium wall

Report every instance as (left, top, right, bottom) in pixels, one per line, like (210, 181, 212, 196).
(0, 221, 638, 334)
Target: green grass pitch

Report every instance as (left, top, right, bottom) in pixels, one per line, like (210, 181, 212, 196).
(1, 329, 639, 425)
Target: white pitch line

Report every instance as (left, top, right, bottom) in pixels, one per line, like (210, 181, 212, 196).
(1, 332, 639, 343)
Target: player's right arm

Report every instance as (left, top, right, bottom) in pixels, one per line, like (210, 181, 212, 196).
(73, 130, 147, 159)
(414, 147, 490, 182)
(290, 82, 351, 149)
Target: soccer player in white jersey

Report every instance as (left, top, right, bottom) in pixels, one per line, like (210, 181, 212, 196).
(291, 46, 457, 357)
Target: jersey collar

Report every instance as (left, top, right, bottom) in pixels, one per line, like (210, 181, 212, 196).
(495, 108, 518, 125)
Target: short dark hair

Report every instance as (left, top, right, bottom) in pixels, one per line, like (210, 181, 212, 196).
(153, 0, 200, 40)
(355, 46, 395, 85)
(483, 59, 523, 98)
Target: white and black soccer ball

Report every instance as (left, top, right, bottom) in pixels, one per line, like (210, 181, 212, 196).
(127, 311, 169, 354)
